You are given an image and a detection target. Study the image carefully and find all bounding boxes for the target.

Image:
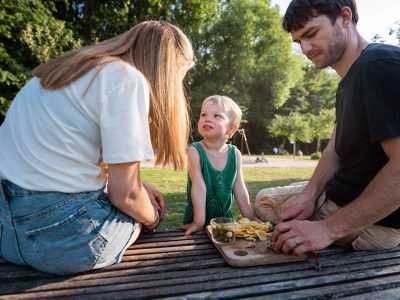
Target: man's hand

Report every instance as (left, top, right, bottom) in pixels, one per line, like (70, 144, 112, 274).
(271, 219, 335, 255)
(278, 193, 316, 223)
(177, 223, 203, 236)
(142, 181, 166, 220)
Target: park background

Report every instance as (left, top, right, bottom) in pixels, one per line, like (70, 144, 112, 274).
(1, 0, 400, 155)
(1, 0, 400, 229)
(1, 0, 398, 156)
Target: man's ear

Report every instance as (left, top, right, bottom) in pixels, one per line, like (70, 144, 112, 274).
(340, 6, 353, 28)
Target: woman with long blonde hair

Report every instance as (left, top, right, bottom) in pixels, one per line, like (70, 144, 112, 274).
(0, 21, 194, 275)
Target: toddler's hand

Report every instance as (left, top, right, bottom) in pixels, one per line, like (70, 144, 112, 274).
(176, 223, 203, 236)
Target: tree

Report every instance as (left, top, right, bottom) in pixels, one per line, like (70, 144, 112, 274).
(309, 108, 335, 152)
(0, 0, 80, 116)
(190, 0, 303, 151)
(51, 0, 219, 44)
(268, 112, 313, 155)
(301, 64, 338, 114)
(389, 21, 400, 46)
(371, 34, 385, 44)
(272, 62, 338, 154)
(0, 0, 220, 119)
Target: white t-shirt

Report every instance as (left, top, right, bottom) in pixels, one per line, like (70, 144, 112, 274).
(0, 61, 154, 192)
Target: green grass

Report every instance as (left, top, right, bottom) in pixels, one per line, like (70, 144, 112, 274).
(141, 167, 313, 231)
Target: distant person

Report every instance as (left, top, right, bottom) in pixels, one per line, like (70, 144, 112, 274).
(278, 144, 284, 154)
(178, 95, 256, 235)
(260, 152, 268, 162)
(0, 21, 195, 274)
(273, 147, 278, 155)
(297, 149, 303, 156)
(256, 152, 268, 163)
(278, 144, 288, 155)
(255, 153, 268, 163)
(259, 0, 400, 255)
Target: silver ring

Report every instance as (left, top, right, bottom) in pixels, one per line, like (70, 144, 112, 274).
(293, 237, 300, 246)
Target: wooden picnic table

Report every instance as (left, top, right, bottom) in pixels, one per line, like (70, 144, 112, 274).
(1, 229, 400, 299)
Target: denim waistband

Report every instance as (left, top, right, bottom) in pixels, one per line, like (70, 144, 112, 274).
(2, 179, 104, 197)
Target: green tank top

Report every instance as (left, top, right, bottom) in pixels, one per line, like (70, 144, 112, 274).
(183, 141, 237, 226)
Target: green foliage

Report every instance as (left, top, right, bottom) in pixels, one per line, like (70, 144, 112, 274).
(389, 21, 400, 46)
(0, 0, 340, 155)
(0, 0, 80, 115)
(309, 108, 335, 152)
(189, 0, 303, 150)
(310, 152, 321, 160)
(0, 96, 10, 115)
(271, 63, 339, 153)
(53, 0, 219, 43)
(22, 20, 80, 64)
(268, 111, 313, 144)
(302, 64, 339, 114)
(279, 63, 338, 115)
(0, 0, 219, 117)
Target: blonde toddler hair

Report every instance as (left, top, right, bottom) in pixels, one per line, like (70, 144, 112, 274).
(202, 95, 242, 128)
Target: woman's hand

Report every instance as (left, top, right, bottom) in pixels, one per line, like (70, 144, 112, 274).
(142, 181, 166, 220)
(142, 206, 161, 232)
(107, 162, 159, 225)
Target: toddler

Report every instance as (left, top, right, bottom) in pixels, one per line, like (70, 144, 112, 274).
(178, 95, 256, 235)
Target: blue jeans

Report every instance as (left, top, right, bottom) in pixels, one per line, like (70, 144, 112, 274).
(0, 180, 138, 275)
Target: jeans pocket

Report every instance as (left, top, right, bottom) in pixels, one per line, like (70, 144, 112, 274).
(24, 206, 108, 275)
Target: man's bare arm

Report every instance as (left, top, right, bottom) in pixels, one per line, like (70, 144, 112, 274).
(326, 136, 400, 240)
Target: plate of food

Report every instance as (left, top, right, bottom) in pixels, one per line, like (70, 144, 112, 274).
(206, 218, 307, 267)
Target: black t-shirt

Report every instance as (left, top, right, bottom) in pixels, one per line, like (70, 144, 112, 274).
(325, 43, 400, 228)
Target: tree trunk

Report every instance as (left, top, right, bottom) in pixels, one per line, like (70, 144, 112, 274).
(316, 136, 321, 153)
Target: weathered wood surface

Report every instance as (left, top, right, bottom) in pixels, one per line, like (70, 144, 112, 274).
(205, 226, 307, 266)
(1, 230, 400, 299)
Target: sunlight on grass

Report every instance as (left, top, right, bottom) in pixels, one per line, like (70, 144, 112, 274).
(141, 167, 313, 231)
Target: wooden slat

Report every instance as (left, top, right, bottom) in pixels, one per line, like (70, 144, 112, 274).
(3, 252, 400, 299)
(0, 230, 400, 299)
(341, 286, 400, 300)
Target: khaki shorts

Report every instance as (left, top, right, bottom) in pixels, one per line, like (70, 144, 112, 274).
(255, 183, 400, 251)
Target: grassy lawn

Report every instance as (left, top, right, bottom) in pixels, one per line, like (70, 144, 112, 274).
(141, 167, 314, 231)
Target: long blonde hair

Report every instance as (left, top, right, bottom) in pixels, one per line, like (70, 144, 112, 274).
(33, 21, 194, 170)
(202, 95, 242, 128)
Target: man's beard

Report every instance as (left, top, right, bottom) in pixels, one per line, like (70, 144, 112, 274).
(315, 24, 347, 69)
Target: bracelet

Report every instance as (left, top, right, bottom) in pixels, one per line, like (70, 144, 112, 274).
(143, 206, 160, 231)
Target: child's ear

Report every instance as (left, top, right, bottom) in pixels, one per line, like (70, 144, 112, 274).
(228, 124, 239, 137)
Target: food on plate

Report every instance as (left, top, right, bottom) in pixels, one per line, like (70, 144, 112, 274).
(236, 218, 273, 241)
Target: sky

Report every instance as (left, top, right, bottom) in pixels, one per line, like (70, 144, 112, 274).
(271, 0, 400, 46)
